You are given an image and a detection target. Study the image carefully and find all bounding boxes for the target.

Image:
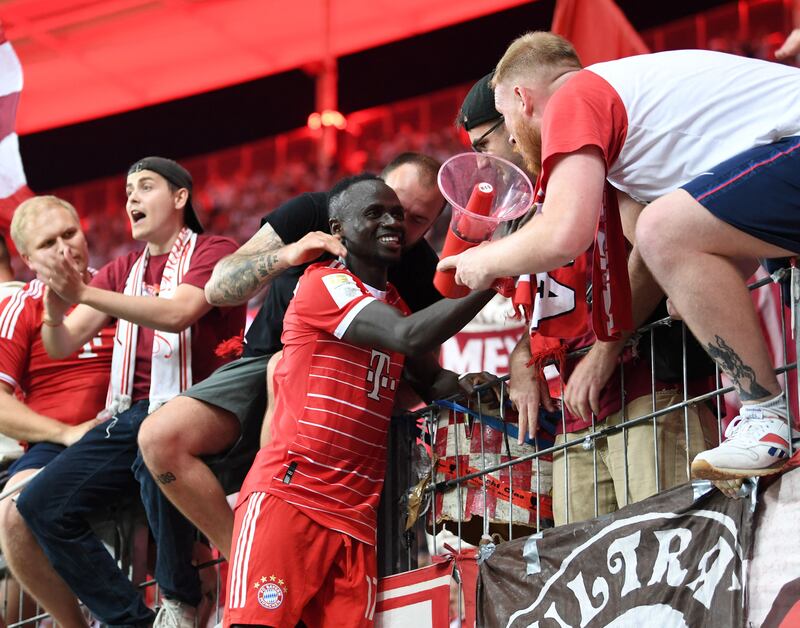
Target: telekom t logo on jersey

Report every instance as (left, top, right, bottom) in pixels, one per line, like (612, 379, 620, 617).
(366, 349, 397, 401)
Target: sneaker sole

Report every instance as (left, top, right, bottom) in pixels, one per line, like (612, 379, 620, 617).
(691, 458, 787, 481)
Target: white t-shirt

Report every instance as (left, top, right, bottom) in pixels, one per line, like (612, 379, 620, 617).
(540, 50, 800, 203)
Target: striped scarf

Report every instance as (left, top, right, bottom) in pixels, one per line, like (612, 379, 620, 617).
(106, 227, 197, 416)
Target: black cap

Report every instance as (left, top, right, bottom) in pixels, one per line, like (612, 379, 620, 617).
(127, 156, 204, 234)
(456, 72, 501, 131)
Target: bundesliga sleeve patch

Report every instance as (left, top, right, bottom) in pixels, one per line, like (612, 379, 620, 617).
(321, 273, 364, 308)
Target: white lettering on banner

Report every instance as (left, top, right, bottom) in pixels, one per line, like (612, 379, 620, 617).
(566, 572, 609, 626)
(504, 509, 745, 628)
(442, 338, 482, 373)
(607, 531, 642, 597)
(441, 330, 523, 376)
(686, 537, 735, 609)
(484, 337, 508, 374)
(649, 529, 692, 587)
(604, 605, 689, 627)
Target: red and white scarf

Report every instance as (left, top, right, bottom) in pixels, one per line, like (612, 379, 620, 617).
(106, 227, 197, 416)
(499, 182, 632, 378)
(592, 183, 632, 341)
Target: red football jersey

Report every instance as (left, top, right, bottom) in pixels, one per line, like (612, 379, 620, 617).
(0, 280, 114, 426)
(239, 260, 410, 545)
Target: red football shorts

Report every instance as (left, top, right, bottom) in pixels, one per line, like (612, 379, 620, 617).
(224, 492, 378, 628)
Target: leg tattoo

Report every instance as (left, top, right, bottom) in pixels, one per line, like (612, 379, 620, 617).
(704, 335, 772, 401)
(156, 471, 177, 485)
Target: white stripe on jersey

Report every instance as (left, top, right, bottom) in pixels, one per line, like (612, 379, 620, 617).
(290, 442, 383, 475)
(230, 492, 264, 609)
(309, 373, 371, 394)
(365, 575, 373, 621)
(310, 364, 370, 381)
(0, 281, 41, 340)
(333, 297, 375, 339)
(297, 432, 383, 462)
(311, 353, 370, 370)
(309, 373, 393, 401)
(304, 405, 389, 436)
(298, 420, 387, 448)
(275, 494, 376, 532)
(269, 477, 377, 517)
(316, 339, 403, 368)
(287, 450, 384, 483)
(282, 464, 382, 500)
(306, 393, 391, 421)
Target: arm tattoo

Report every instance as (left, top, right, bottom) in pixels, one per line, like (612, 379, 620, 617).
(156, 471, 177, 484)
(207, 228, 286, 305)
(704, 334, 772, 401)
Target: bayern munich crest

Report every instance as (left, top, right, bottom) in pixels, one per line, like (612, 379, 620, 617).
(255, 575, 287, 610)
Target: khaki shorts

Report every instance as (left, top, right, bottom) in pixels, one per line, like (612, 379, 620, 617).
(552, 390, 718, 526)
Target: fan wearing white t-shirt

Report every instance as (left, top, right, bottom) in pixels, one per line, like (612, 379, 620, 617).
(439, 31, 800, 482)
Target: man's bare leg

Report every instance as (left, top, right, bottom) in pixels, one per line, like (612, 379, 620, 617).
(138, 397, 240, 558)
(638, 190, 791, 400)
(0, 469, 88, 628)
(637, 189, 796, 478)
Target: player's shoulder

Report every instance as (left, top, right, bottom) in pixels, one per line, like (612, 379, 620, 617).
(302, 259, 353, 281)
(298, 260, 367, 301)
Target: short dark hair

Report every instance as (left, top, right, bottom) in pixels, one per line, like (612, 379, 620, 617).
(328, 173, 382, 219)
(380, 152, 441, 188)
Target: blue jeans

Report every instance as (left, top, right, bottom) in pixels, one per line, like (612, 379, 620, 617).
(17, 401, 201, 628)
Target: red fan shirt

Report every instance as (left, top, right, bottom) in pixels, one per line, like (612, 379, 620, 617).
(0, 280, 114, 426)
(239, 260, 410, 546)
(90, 235, 245, 400)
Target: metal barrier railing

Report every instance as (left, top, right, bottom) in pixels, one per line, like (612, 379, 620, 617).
(0, 267, 795, 627)
(410, 266, 798, 625)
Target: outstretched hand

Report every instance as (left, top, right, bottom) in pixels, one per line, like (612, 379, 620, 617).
(509, 369, 556, 444)
(436, 242, 494, 291)
(563, 343, 620, 422)
(32, 249, 86, 305)
(284, 231, 347, 267)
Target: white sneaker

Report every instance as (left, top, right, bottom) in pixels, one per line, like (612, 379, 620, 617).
(691, 406, 794, 480)
(153, 597, 197, 628)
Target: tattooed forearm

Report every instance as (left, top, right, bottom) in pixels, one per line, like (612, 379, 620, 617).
(209, 252, 283, 304)
(704, 334, 773, 401)
(156, 471, 177, 484)
(205, 225, 287, 306)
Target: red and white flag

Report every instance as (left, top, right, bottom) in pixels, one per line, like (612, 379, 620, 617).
(0, 24, 32, 251)
(374, 561, 452, 627)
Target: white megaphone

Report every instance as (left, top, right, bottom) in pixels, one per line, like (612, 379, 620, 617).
(433, 152, 534, 298)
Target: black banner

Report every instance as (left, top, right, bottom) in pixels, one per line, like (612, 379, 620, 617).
(479, 482, 753, 627)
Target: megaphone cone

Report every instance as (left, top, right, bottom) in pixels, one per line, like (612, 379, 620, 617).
(434, 153, 534, 298)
